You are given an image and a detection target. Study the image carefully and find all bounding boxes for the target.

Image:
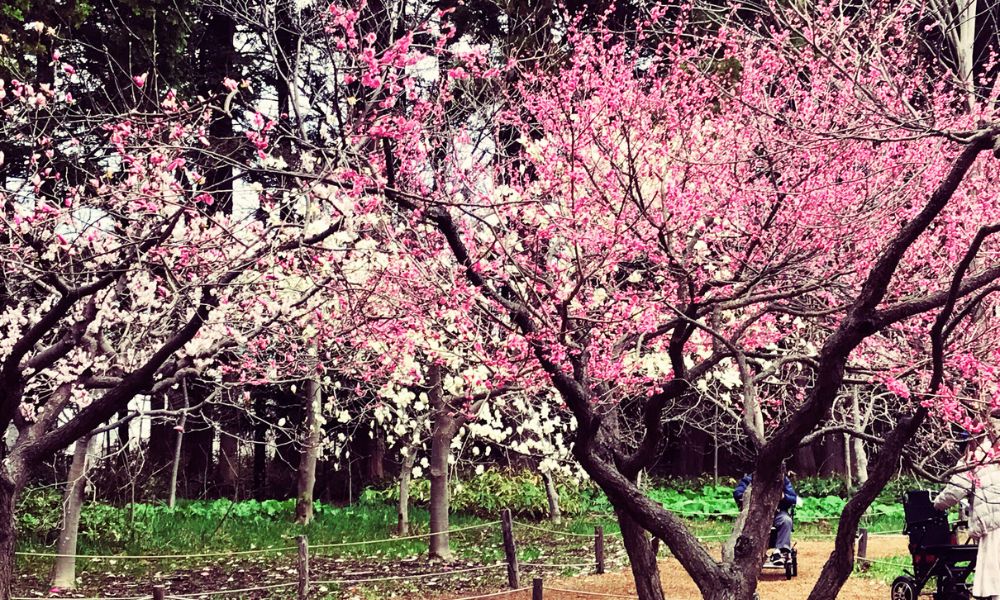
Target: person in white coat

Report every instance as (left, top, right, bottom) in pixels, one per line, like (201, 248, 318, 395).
(934, 437, 1000, 600)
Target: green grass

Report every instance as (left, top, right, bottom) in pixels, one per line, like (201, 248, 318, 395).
(13, 476, 918, 596)
(857, 554, 911, 583)
(15, 480, 910, 559)
(17, 495, 498, 558)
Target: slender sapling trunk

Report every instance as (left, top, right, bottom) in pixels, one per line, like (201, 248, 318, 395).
(295, 379, 322, 525)
(51, 434, 94, 590)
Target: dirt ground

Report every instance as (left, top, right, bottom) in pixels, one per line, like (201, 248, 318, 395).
(444, 536, 910, 600)
(28, 534, 912, 598)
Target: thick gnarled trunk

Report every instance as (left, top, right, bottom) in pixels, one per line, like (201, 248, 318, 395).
(807, 409, 927, 600)
(0, 483, 15, 600)
(618, 511, 664, 600)
(0, 460, 25, 600)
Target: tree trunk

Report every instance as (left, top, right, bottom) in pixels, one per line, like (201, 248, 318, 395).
(182, 386, 212, 499)
(428, 419, 454, 559)
(842, 431, 852, 493)
(116, 408, 129, 454)
(818, 433, 840, 477)
(806, 408, 927, 600)
(618, 510, 665, 600)
(217, 431, 239, 498)
(253, 394, 267, 499)
(184, 421, 213, 498)
(295, 379, 322, 525)
(148, 392, 174, 468)
(215, 379, 242, 497)
(50, 434, 94, 590)
(196, 11, 236, 215)
(851, 390, 868, 485)
(542, 471, 561, 524)
(367, 427, 386, 484)
(713, 406, 719, 484)
(398, 447, 417, 535)
(427, 364, 453, 560)
(0, 471, 23, 600)
(167, 382, 189, 509)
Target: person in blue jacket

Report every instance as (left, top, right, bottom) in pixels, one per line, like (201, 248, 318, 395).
(733, 473, 797, 564)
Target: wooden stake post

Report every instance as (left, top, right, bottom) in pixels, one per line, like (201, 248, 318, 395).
(501, 509, 520, 588)
(595, 525, 605, 574)
(297, 535, 310, 599)
(532, 577, 544, 600)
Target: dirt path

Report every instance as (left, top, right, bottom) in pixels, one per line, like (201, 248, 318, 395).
(443, 536, 911, 600)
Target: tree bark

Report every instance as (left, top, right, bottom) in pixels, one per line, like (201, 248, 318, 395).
(182, 386, 212, 499)
(0, 466, 24, 600)
(851, 390, 868, 485)
(148, 392, 174, 469)
(428, 364, 454, 560)
(618, 510, 665, 600)
(167, 382, 189, 509)
(806, 408, 926, 600)
(367, 427, 386, 484)
(253, 394, 267, 499)
(217, 431, 239, 498)
(842, 431, 852, 492)
(50, 434, 94, 590)
(542, 471, 561, 524)
(115, 408, 129, 454)
(295, 379, 322, 525)
(196, 10, 236, 215)
(398, 446, 417, 535)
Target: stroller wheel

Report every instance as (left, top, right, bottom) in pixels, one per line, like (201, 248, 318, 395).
(891, 575, 918, 600)
(791, 551, 798, 577)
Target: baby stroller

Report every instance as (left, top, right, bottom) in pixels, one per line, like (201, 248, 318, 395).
(761, 506, 798, 580)
(891, 490, 977, 600)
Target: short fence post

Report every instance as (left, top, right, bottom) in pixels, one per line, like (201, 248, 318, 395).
(532, 577, 544, 600)
(501, 509, 520, 588)
(857, 528, 869, 571)
(595, 525, 605, 574)
(297, 534, 310, 599)
(152, 586, 165, 600)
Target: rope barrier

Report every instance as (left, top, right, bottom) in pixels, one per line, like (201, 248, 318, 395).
(15, 521, 500, 560)
(514, 521, 615, 538)
(13, 596, 152, 600)
(448, 588, 532, 600)
(160, 581, 298, 597)
(691, 528, 908, 545)
(312, 562, 505, 585)
(14, 545, 298, 560)
(9, 515, 913, 599)
(310, 521, 500, 550)
(522, 561, 596, 569)
(669, 510, 740, 517)
(858, 556, 908, 568)
(543, 586, 640, 598)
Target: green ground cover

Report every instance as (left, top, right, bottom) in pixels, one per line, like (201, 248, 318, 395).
(13, 474, 928, 595)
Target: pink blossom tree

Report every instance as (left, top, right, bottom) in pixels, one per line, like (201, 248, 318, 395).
(309, 1, 1000, 598)
(0, 37, 344, 597)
